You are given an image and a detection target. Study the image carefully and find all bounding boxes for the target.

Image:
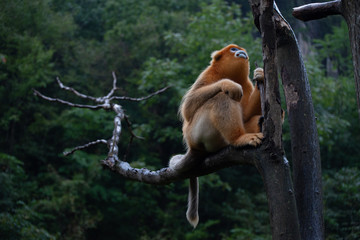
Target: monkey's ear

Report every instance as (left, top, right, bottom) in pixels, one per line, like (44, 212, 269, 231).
(211, 50, 222, 61)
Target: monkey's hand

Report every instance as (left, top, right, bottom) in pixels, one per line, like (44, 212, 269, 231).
(254, 68, 264, 82)
(219, 79, 243, 102)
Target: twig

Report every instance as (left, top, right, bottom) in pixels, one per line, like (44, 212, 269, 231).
(34, 73, 170, 169)
(111, 86, 171, 102)
(33, 89, 106, 109)
(63, 139, 108, 156)
(104, 72, 119, 99)
(123, 135, 134, 162)
(124, 115, 145, 140)
(122, 115, 145, 162)
(56, 77, 98, 102)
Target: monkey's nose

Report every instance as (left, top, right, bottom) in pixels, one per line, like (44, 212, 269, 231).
(235, 50, 248, 59)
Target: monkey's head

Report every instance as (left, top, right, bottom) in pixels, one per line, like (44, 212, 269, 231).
(210, 44, 250, 81)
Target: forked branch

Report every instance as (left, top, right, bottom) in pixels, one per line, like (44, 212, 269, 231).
(34, 72, 168, 161)
(35, 72, 258, 185)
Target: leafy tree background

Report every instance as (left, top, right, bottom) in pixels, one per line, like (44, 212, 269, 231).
(0, 0, 359, 239)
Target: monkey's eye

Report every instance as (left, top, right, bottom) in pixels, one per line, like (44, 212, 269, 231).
(230, 48, 239, 52)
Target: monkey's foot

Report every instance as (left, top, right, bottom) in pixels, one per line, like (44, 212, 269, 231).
(234, 133, 263, 147)
(254, 68, 264, 82)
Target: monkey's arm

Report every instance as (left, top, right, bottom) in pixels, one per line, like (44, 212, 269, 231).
(242, 85, 261, 122)
(242, 68, 263, 122)
(181, 85, 221, 122)
(182, 80, 242, 122)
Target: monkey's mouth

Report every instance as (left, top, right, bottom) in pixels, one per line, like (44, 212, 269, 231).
(234, 50, 248, 59)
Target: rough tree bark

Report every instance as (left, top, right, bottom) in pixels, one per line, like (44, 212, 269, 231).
(250, 0, 301, 239)
(250, 1, 324, 239)
(293, 0, 360, 120)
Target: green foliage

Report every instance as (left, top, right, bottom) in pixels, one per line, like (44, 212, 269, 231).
(324, 168, 360, 239)
(0, 153, 55, 239)
(220, 189, 271, 240)
(313, 21, 353, 77)
(305, 20, 360, 168)
(32, 153, 103, 239)
(164, 0, 262, 81)
(0, 205, 56, 240)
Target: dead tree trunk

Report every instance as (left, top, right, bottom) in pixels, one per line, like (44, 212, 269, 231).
(251, 0, 301, 239)
(342, 0, 360, 120)
(250, 1, 324, 239)
(293, 0, 360, 120)
(275, 13, 324, 240)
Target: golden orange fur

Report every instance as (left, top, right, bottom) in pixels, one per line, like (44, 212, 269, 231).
(169, 44, 264, 228)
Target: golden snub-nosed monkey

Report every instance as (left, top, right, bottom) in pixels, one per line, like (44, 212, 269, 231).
(169, 44, 264, 228)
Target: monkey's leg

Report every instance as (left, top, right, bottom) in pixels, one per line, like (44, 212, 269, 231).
(242, 86, 262, 122)
(211, 93, 263, 147)
(244, 115, 263, 133)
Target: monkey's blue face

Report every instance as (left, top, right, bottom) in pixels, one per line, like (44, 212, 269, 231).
(230, 47, 248, 59)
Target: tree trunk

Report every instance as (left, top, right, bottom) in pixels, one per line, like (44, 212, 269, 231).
(250, 1, 324, 239)
(250, 1, 302, 239)
(342, 0, 360, 120)
(255, 152, 301, 239)
(275, 12, 324, 240)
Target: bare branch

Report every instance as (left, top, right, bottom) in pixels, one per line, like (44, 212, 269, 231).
(124, 115, 145, 140)
(63, 139, 108, 156)
(35, 73, 170, 160)
(33, 89, 106, 109)
(292, 0, 342, 22)
(102, 146, 257, 185)
(56, 77, 98, 102)
(103, 71, 119, 100)
(122, 115, 144, 162)
(107, 104, 125, 162)
(111, 86, 171, 102)
(123, 134, 134, 162)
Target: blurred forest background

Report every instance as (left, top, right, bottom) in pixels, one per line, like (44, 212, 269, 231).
(0, 0, 359, 239)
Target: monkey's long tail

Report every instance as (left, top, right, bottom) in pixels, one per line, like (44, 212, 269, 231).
(186, 176, 199, 228)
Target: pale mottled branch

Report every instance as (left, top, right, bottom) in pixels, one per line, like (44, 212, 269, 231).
(35, 73, 169, 161)
(63, 139, 108, 156)
(107, 104, 124, 165)
(292, 0, 342, 22)
(102, 146, 258, 185)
